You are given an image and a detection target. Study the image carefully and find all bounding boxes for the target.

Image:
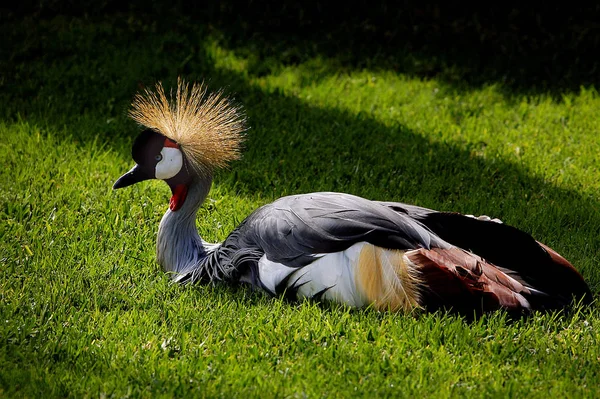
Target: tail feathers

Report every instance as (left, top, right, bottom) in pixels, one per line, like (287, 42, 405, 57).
(406, 247, 551, 315)
(384, 208, 592, 311)
(536, 242, 592, 304)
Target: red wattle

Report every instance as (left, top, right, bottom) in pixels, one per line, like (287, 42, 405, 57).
(169, 184, 188, 211)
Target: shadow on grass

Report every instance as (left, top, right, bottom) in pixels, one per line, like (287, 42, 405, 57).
(1, 8, 599, 292)
(199, 2, 600, 99)
(7, 2, 600, 98)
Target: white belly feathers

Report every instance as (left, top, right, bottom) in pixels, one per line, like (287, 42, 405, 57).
(257, 242, 423, 311)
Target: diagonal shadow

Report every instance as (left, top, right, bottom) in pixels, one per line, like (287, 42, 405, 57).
(1, 7, 598, 291)
(7, 2, 600, 98)
(197, 2, 600, 99)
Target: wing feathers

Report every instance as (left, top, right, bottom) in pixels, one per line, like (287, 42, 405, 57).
(234, 193, 448, 269)
(218, 193, 590, 314)
(406, 248, 533, 314)
(355, 245, 422, 312)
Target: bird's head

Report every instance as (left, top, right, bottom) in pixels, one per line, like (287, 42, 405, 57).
(113, 79, 246, 211)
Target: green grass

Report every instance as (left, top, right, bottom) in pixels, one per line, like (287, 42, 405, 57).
(2, 7, 600, 398)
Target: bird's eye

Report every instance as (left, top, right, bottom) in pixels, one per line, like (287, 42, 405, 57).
(155, 154, 163, 162)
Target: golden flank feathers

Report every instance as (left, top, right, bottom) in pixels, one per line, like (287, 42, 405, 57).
(129, 79, 246, 177)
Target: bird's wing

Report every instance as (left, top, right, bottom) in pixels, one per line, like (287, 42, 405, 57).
(203, 194, 590, 313)
(228, 192, 450, 268)
(376, 201, 592, 308)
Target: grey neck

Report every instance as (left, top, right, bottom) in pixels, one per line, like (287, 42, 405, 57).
(156, 177, 220, 280)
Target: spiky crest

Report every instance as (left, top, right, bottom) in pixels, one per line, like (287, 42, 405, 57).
(129, 78, 246, 178)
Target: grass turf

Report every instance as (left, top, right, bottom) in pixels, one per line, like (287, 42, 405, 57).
(1, 6, 600, 398)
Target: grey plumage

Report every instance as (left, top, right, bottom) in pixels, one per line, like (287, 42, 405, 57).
(156, 179, 212, 278)
(225, 192, 449, 267)
(174, 192, 450, 284)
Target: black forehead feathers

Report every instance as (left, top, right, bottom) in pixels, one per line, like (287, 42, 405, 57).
(132, 129, 166, 164)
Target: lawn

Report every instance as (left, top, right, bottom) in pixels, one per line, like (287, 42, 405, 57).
(1, 4, 599, 398)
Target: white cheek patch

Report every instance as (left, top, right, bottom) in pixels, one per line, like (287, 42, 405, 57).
(155, 147, 183, 180)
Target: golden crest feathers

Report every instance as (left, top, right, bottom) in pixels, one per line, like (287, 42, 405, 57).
(129, 79, 246, 177)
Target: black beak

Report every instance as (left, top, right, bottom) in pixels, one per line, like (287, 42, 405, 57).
(113, 164, 151, 189)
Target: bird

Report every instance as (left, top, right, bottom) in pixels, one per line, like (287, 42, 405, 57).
(113, 79, 592, 316)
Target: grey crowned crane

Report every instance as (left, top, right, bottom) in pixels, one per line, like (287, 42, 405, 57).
(113, 80, 592, 316)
